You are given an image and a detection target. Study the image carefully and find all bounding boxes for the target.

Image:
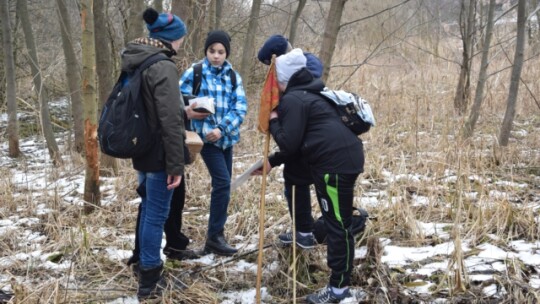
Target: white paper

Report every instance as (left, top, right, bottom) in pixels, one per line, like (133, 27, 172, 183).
(231, 159, 263, 191)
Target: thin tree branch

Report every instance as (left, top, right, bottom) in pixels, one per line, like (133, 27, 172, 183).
(340, 0, 412, 29)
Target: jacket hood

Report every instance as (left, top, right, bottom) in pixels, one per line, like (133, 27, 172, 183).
(121, 41, 172, 72)
(285, 68, 325, 93)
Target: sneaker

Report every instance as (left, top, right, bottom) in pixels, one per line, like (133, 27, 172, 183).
(278, 232, 315, 249)
(306, 285, 352, 303)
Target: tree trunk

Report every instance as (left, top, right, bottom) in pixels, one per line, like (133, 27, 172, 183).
(56, 0, 85, 154)
(453, 0, 476, 115)
(288, 0, 307, 46)
(94, 0, 118, 175)
(215, 0, 223, 30)
(81, 0, 101, 212)
(125, 0, 144, 43)
(462, 0, 496, 139)
(319, 0, 347, 82)
(208, 0, 216, 31)
(172, 0, 198, 64)
(190, 2, 204, 55)
(239, 0, 262, 88)
(499, 0, 527, 146)
(154, 0, 163, 12)
(17, 0, 62, 165)
(1, 0, 20, 157)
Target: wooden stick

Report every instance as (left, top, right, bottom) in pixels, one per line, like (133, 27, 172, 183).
(256, 132, 271, 303)
(292, 185, 297, 304)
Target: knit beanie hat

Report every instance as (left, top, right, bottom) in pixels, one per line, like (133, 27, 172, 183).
(143, 8, 187, 42)
(257, 35, 289, 65)
(276, 48, 306, 84)
(204, 30, 231, 58)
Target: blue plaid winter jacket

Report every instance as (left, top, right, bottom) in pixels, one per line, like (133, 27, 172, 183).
(179, 58, 247, 150)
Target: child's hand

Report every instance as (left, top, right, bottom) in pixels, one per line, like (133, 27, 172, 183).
(186, 102, 211, 120)
(251, 160, 272, 175)
(205, 128, 222, 142)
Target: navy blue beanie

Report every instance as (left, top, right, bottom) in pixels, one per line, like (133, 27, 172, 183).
(143, 8, 187, 42)
(257, 35, 289, 65)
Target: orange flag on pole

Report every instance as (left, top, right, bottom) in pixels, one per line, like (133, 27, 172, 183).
(258, 56, 280, 134)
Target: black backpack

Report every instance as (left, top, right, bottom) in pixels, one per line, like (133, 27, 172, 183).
(313, 207, 369, 244)
(98, 53, 172, 159)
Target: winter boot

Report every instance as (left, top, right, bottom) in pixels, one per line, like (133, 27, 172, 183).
(137, 263, 166, 300)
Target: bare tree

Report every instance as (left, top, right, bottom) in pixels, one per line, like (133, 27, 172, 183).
(125, 0, 144, 43)
(319, 0, 347, 81)
(288, 0, 307, 46)
(81, 0, 101, 212)
(1, 0, 20, 157)
(208, 0, 216, 31)
(453, 0, 477, 115)
(172, 0, 203, 62)
(239, 0, 262, 87)
(56, 0, 85, 154)
(17, 0, 62, 165)
(462, 0, 496, 139)
(499, 0, 527, 146)
(215, 0, 223, 29)
(154, 0, 163, 12)
(95, 0, 118, 175)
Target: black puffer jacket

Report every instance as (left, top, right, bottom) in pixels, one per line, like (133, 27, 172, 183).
(269, 68, 364, 175)
(121, 40, 185, 176)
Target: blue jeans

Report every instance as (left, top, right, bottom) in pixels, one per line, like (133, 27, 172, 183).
(200, 143, 233, 238)
(137, 170, 173, 268)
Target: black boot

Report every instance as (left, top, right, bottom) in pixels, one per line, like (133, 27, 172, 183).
(204, 231, 238, 256)
(137, 263, 166, 300)
(165, 247, 201, 261)
(126, 251, 140, 278)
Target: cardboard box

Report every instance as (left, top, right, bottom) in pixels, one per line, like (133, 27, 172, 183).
(185, 131, 203, 162)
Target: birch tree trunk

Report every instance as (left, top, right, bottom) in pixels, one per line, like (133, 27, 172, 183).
(94, 0, 118, 175)
(462, 0, 496, 139)
(453, 0, 476, 115)
(17, 0, 62, 165)
(319, 0, 347, 82)
(288, 0, 307, 46)
(239, 0, 262, 88)
(81, 0, 101, 212)
(1, 0, 20, 157)
(56, 0, 85, 154)
(499, 0, 527, 146)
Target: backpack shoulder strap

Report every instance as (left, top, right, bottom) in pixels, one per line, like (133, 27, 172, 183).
(135, 53, 171, 75)
(192, 63, 203, 95)
(229, 69, 237, 92)
(192, 63, 237, 94)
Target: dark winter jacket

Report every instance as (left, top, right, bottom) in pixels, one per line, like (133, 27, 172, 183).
(269, 68, 364, 175)
(266, 52, 323, 185)
(121, 39, 185, 176)
(268, 151, 313, 186)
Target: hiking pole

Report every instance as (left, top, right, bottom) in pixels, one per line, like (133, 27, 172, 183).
(292, 185, 297, 304)
(256, 132, 271, 303)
